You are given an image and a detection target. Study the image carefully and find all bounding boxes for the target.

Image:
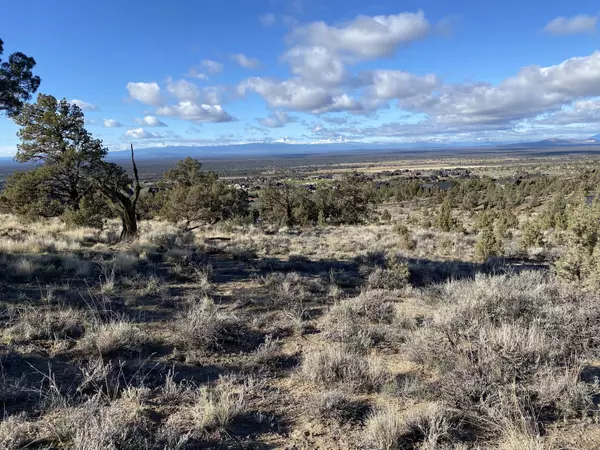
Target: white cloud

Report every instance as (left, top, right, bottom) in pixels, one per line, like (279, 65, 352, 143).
(126, 82, 163, 106)
(125, 128, 162, 139)
(259, 13, 276, 27)
(282, 46, 346, 85)
(166, 78, 200, 102)
(544, 14, 597, 35)
(201, 59, 223, 74)
(103, 119, 122, 128)
(71, 99, 98, 111)
(258, 111, 296, 128)
(399, 51, 600, 126)
(239, 77, 333, 112)
(135, 116, 167, 127)
(365, 70, 440, 100)
(532, 99, 600, 125)
(290, 10, 431, 60)
(232, 53, 260, 69)
(156, 101, 234, 123)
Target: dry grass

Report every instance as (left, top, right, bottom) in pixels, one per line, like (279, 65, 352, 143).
(0, 194, 599, 449)
(301, 345, 389, 393)
(78, 319, 149, 356)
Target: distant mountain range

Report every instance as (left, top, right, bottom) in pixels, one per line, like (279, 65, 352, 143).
(1, 134, 599, 164)
(503, 135, 600, 149)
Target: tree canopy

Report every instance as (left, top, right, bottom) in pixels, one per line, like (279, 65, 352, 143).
(13, 94, 107, 209)
(0, 38, 41, 117)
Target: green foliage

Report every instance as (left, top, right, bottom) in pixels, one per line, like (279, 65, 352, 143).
(260, 172, 375, 228)
(163, 156, 215, 187)
(0, 38, 41, 117)
(160, 158, 249, 230)
(12, 94, 107, 211)
(0, 166, 62, 218)
(555, 201, 600, 288)
(136, 189, 167, 220)
(62, 195, 109, 229)
(539, 194, 569, 230)
(434, 197, 458, 232)
(475, 226, 504, 262)
(393, 223, 416, 251)
(519, 220, 544, 250)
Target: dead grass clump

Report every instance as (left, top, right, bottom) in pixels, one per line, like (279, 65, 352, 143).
(78, 320, 148, 356)
(301, 345, 388, 393)
(363, 403, 458, 450)
(310, 389, 371, 424)
(0, 413, 36, 450)
(5, 306, 87, 342)
(252, 334, 281, 366)
(68, 399, 155, 449)
(189, 375, 249, 431)
(176, 297, 247, 352)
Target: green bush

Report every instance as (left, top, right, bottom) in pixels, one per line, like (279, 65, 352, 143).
(475, 226, 504, 262)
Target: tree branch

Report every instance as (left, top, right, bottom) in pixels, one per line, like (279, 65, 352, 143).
(130, 143, 141, 207)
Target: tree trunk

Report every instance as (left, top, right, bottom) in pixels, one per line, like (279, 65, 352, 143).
(119, 203, 138, 241)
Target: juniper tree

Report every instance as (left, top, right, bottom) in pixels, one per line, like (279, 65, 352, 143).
(13, 94, 106, 210)
(0, 38, 41, 117)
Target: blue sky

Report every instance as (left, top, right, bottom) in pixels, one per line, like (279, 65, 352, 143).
(1, 0, 599, 154)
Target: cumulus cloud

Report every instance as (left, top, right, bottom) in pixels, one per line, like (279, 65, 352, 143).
(232, 53, 260, 69)
(532, 99, 600, 125)
(166, 78, 200, 102)
(103, 119, 122, 128)
(398, 51, 600, 126)
(201, 59, 223, 73)
(125, 128, 162, 139)
(135, 116, 167, 127)
(544, 14, 597, 35)
(290, 10, 431, 60)
(258, 111, 296, 128)
(127, 82, 163, 106)
(71, 99, 98, 111)
(364, 70, 440, 100)
(156, 101, 234, 123)
(282, 46, 346, 85)
(239, 77, 362, 114)
(260, 13, 276, 27)
(241, 11, 436, 118)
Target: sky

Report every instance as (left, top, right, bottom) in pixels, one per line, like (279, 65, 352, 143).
(0, 0, 599, 155)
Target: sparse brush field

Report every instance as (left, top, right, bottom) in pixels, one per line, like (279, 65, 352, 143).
(1, 200, 600, 449)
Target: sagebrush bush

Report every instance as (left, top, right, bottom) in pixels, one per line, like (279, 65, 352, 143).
(176, 297, 245, 352)
(405, 272, 600, 441)
(321, 290, 404, 352)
